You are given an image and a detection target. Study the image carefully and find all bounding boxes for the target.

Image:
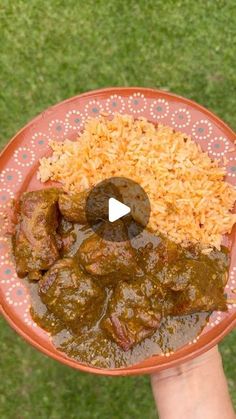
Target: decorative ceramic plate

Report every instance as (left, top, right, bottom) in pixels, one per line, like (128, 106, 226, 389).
(0, 87, 235, 376)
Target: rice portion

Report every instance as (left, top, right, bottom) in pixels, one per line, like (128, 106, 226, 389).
(38, 113, 236, 250)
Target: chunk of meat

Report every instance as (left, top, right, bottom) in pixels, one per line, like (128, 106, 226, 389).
(139, 256, 228, 318)
(129, 223, 183, 276)
(130, 223, 228, 315)
(58, 183, 121, 224)
(12, 188, 61, 279)
(169, 260, 227, 315)
(77, 221, 143, 280)
(39, 258, 105, 333)
(58, 191, 88, 224)
(102, 280, 161, 350)
(149, 259, 227, 317)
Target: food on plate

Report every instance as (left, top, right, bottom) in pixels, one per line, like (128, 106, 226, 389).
(77, 220, 142, 279)
(12, 188, 61, 280)
(59, 190, 88, 224)
(39, 258, 105, 333)
(38, 113, 236, 251)
(12, 184, 231, 368)
(59, 181, 121, 224)
(10, 113, 236, 368)
(101, 280, 162, 351)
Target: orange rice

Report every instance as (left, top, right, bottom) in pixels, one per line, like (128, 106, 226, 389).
(38, 113, 236, 251)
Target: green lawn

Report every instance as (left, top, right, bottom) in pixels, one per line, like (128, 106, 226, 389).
(0, 0, 236, 418)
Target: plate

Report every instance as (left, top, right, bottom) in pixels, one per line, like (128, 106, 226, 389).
(0, 87, 236, 376)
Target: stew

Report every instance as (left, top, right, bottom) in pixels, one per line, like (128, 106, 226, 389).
(12, 188, 229, 368)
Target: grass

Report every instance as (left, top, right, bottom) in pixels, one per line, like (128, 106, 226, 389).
(0, 0, 236, 417)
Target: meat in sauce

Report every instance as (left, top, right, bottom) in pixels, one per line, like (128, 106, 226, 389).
(12, 188, 229, 368)
(102, 279, 161, 350)
(77, 220, 142, 280)
(12, 188, 61, 280)
(39, 258, 105, 333)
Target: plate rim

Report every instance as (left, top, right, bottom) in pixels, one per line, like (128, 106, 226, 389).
(1, 86, 236, 375)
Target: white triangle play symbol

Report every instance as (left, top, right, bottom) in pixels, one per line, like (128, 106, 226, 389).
(108, 198, 131, 222)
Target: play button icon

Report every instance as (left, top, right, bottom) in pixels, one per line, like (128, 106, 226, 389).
(108, 198, 131, 222)
(85, 177, 150, 241)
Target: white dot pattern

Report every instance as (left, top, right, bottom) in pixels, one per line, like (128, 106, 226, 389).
(30, 132, 49, 149)
(128, 93, 147, 114)
(105, 95, 125, 114)
(171, 108, 191, 128)
(192, 119, 213, 140)
(49, 120, 68, 139)
(13, 147, 36, 167)
(207, 136, 231, 157)
(65, 110, 85, 130)
(0, 188, 14, 207)
(0, 168, 23, 186)
(227, 157, 236, 178)
(84, 100, 104, 117)
(150, 99, 169, 119)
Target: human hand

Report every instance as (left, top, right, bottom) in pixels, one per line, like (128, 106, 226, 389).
(151, 346, 235, 419)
